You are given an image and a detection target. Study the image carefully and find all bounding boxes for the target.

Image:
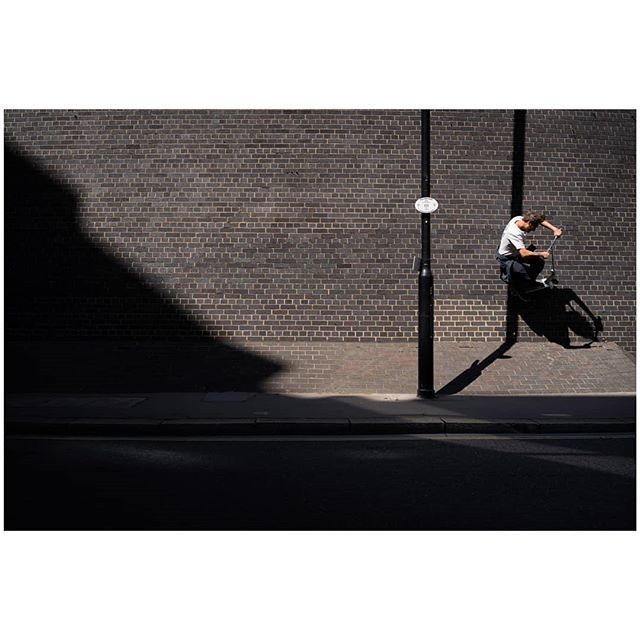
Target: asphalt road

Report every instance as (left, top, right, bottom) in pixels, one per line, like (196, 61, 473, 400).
(4, 433, 636, 530)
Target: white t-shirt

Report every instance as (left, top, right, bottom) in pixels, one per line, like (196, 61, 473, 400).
(498, 216, 527, 257)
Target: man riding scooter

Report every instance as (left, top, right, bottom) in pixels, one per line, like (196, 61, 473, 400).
(496, 212, 563, 299)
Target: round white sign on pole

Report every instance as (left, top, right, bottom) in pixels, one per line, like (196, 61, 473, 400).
(414, 197, 439, 214)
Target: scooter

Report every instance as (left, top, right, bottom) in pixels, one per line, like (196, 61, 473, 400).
(510, 234, 561, 300)
(536, 234, 560, 289)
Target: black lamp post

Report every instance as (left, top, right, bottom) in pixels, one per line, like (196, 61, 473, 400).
(416, 110, 438, 399)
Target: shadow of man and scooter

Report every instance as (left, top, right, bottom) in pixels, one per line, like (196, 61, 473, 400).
(437, 285, 603, 396)
(439, 110, 604, 395)
(511, 285, 604, 349)
(503, 234, 603, 349)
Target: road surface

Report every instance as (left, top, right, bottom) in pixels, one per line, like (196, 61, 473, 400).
(5, 432, 635, 530)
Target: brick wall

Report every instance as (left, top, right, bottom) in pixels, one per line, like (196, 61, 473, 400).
(4, 109, 636, 355)
(430, 109, 636, 352)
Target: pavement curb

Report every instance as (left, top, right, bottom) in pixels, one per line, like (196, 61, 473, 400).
(5, 417, 636, 437)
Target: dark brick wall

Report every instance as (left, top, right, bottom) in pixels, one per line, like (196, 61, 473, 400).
(5, 110, 420, 344)
(4, 109, 636, 354)
(430, 110, 636, 352)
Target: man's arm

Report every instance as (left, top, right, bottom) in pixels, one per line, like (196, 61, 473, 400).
(519, 247, 550, 260)
(541, 220, 563, 236)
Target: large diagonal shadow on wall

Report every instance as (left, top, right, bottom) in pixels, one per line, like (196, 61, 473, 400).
(438, 111, 525, 394)
(4, 145, 284, 392)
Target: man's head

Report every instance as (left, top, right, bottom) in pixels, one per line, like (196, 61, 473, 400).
(521, 212, 546, 232)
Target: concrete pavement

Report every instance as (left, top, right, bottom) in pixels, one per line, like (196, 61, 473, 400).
(5, 339, 635, 435)
(5, 391, 635, 436)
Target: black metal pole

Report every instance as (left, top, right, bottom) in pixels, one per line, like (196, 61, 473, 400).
(418, 110, 435, 398)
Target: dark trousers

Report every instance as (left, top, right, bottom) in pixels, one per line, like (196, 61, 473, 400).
(511, 256, 545, 286)
(497, 254, 545, 289)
